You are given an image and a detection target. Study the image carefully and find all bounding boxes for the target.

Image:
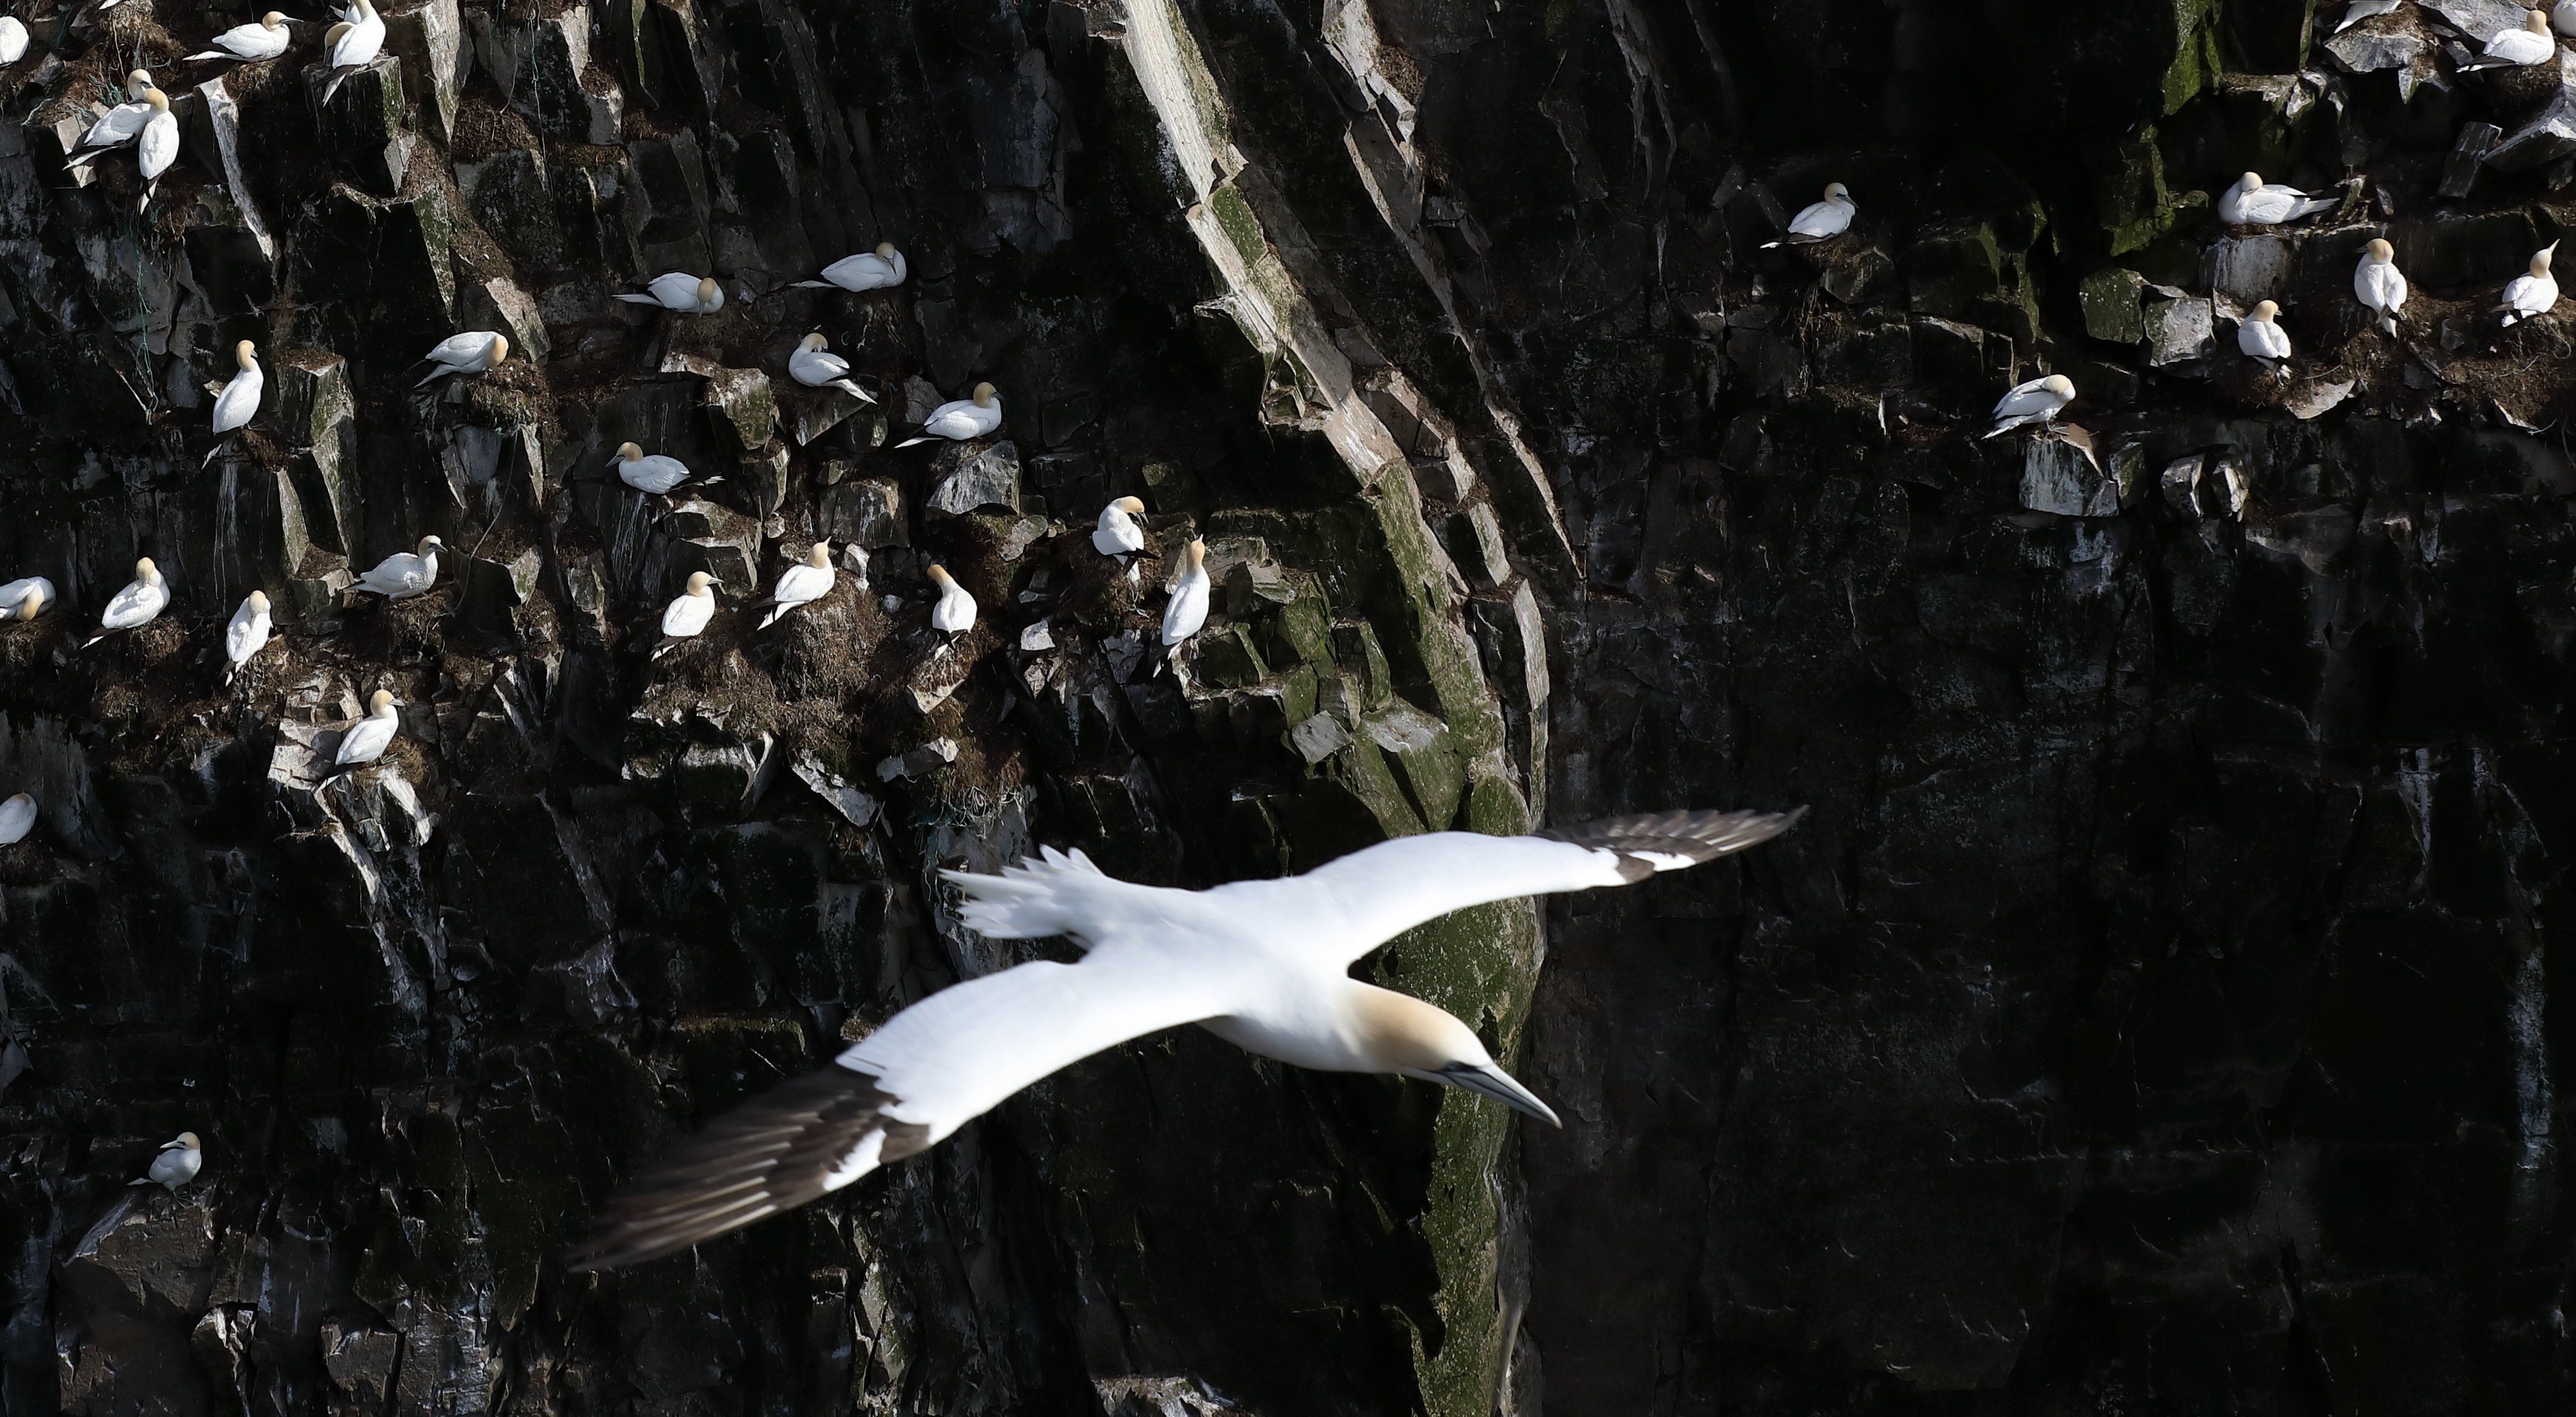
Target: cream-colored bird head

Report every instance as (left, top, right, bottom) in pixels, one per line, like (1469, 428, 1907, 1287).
(125, 70, 152, 99)
(2529, 8, 2552, 35)
(143, 89, 169, 115)
(2367, 237, 2396, 263)
(806, 542, 833, 569)
(2252, 299, 2280, 321)
(2535, 242, 2559, 276)
(612, 441, 644, 464)
(246, 589, 269, 612)
(367, 689, 396, 715)
(927, 564, 957, 589)
(874, 241, 898, 259)
(262, 12, 287, 28)
(799, 331, 829, 354)
(13, 586, 40, 620)
(970, 382, 997, 407)
(1113, 495, 1144, 514)
(417, 534, 444, 555)
(485, 334, 509, 368)
(164, 1133, 200, 1150)
(1823, 181, 1850, 201)
(1182, 538, 1206, 574)
(135, 556, 160, 584)
(1350, 987, 1560, 1125)
(2, 792, 29, 811)
(2040, 373, 2075, 397)
(234, 339, 258, 370)
(685, 571, 715, 595)
(695, 277, 721, 308)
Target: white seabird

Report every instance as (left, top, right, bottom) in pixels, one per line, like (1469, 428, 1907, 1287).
(927, 564, 976, 635)
(83, 557, 169, 647)
(2217, 171, 2340, 227)
(2558, 0, 2576, 37)
(896, 382, 1002, 447)
(415, 331, 508, 386)
(188, 13, 293, 63)
(652, 571, 719, 658)
(1762, 181, 1854, 248)
(205, 339, 262, 465)
(355, 535, 442, 599)
(320, 0, 385, 105)
(2355, 237, 2409, 336)
(0, 18, 29, 66)
(565, 806, 1805, 1268)
(2502, 242, 2560, 325)
(0, 793, 32, 846)
(63, 71, 157, 169)
(1, 575, 56, 622)
(618, 273, 726, 314)
(1093, 496, 1147, 557)
(756, 543, 835, 629)
(2465, 8, 2557, 68)
(223, 591, 272, 685)
(132, 90, 179, 211)
(2338, 0, 2403, 32)
(2238, 300, 2292, 375)
(610, 442, 706, 496)
(333, 689, 400, 768)
(1982, 374, 2074, 438)
(139, 1133, 202, 1190)
(796, 243, 908, 293)
(787, 332, 873, 403)
(1161, 539, 1209, 647)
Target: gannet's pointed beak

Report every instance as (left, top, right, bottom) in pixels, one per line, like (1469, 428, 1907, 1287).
(1439, 1062, 1562, 1127)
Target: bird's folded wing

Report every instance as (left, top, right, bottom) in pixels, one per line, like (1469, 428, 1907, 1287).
(568, 957, 1230, 1270)
(1251, 808, 1804, 965)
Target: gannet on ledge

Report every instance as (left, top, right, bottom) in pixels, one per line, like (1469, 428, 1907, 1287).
(566, 807, 1805, 1270)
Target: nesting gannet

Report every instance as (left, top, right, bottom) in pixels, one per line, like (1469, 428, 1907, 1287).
(2238, 300, 2292, 375)
(0, 18, 29, 66)
(320, 0, 385, 105)
(63, 71, 159, 169)
(797, 243, 908, 293)
(2217, 172, 2340, 227)
(139, 1134, 202, 1190)
(610, 442, 705, 496)
(2338, 0, 2403, 32)
(896, 383, 1002, 447)
(333, 690, 400, 768)
(1982, 374, 2075, 438)
(415, 331, 507, 386)
(0, 793, 32, 846)
(2502, 242, 2560, 325)
(566, 806, 1804, 1268)
(1, 576, 56, 622)
(618, 273, 726, 314)
(1093, 496, 1147, 557)
(927, 564, 977, 635)
(651, 572, 719, 658)
(1161, 539, 1209, 647)
(757, 543, 835, 629)
(1761, 182, 1855, 248)
(222, 591, 272, 685)
(355, 535, 442, 599)
(83, 558, 168, 647)
(205, 340, 262, 465)
(2465, 9, 2557, 68)
(132, 90, 178, 211)
(188, 13, 293, 63)
(2355, 238, 2408, 336)
(787, 332, 873, 403)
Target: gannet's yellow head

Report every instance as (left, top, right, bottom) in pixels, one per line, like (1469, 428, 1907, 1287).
(143, 90, 169, 115)
(2041, 374, 2075, 397)
(874, 241, 898, 259)
(367, 689, 396, 715)
(927, 564, 956, 589)
(1183, 538, 1206, 574)
(247, 589, 269, 612)
(126, 70, 153, 98)
(2536, 242, 2558, 275)
(695, 277, 721, 309)
(2252, 299, 2280, 321)
(486, 334, 509, 368)
(2530, 9, 2552, 35)
(2240, 170, 2264, 192)
(612, 441, 643, 464)
(686, 571, 715, 595)
(13, 586, 40, 620)
(800, 331, 828, 353)
(971, 382, 997, 406)
(234, 339, 258, 370)
(135, 556, 160, 582)
(262, 12, 287, 28)
(806, 543, 833, 569)
(1824, 181, 1850, 201)
(2368, 237, 2396, 262)
(1350, 987, 1560, 1125)
(1113, 495, 1144, 514)
(417, 534, 444, 555)
(166, 1132, 200, 1150)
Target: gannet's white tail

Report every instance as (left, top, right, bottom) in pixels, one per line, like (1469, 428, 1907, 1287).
(793, 279, 832, 289)
(832, 379, 876, 404)
(2290, 194, 2341, 220)
(942, 846, 1116, 941)
(613, 293, 660, 305)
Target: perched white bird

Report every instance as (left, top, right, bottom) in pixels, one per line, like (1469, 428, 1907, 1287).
(2338, 0, 2404, 32)
(132, 90, 178, 211)
(0, 793, 32, 846)
(414, 331, 508, 386)
(2217, 171, 2340, 227)
(188, 12, 293, 63)
(1093, 496, 1148, 557)
(2238, 300, 2292, 374)
(0, 18, 29, 66)
(1, 575, 56, 622)
(139, 1133, 202, 1190)
(796, 243, 908, 293)
(83, 557, 169, 647)
(609, 442, 703, 495)
(896, 382, 1002, 448)
(320, 0, 385, 105)
(2502, 242, 2560, 325)
(2466, 8, 2557, 67)
(223, 590, 272, 685)
(355, 535, 442, 599)
(757, 542, 836, 629)
(618, 273, 725, 314)
(1161, 539, 1210, 647)
(565, 806, 1803, 1268)
(1982, 374, 2075, 438)
(2355, 237, 2408, 336)
(652, 571, 719, 658)
(332, 690, 400, 768)
(1762, 181, 1855, 248)
(2558, 0, 2576, 37)
(64, 71, 158, 169)
(787, 332, 873, 403)
(927, 564, 977, 635)
(205, 339, 262, 465)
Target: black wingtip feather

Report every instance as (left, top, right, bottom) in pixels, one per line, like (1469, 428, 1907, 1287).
(1537, 807, 1805, 879)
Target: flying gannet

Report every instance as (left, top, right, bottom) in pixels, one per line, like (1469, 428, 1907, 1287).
(610, 442, 708, 496)
(84, 557, 168, 647)
(223, 591, 272, 685)
(797, 243, 908, 293)
(355, 535, 442, 599)
(787, 332, 873, 403)
(2217, 172, 2340, 227)
(1982, 374, 2074, 438)
(651, 572, 719, 658)
(1161, 539, 1209, 647)
(566, 807, 1805, 1269)
(1093, 496, 1147, 557)
(618, 273, 726, 314)
(757, 543, 835, 629)
(896, 382, 1001, 447)
(320, 0, 385, 105)
(138, 1133, 201, 1190)
(1, 575, 55, 622)
(1761, 181, 1854, 248)
(332, 690, 400, 768)
(2355, 237, 2408, 336)
(2502, 242, 2560, 325)
(205, 340, 262, 465)
(188, 13, 294, 63)
(2237, 300, 2292, 376)
(927, 564, 976, 635)
(416, 331, 508, 386)
(0, 793, 32, 846)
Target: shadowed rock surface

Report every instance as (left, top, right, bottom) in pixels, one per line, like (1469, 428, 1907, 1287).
(0, 0, 2571, 1413)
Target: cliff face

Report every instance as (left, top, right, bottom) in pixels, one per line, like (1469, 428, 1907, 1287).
(0, 0, 2570, 1413)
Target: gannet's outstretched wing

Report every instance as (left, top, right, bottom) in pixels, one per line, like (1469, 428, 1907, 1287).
(568, 956, 1232, 1270)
